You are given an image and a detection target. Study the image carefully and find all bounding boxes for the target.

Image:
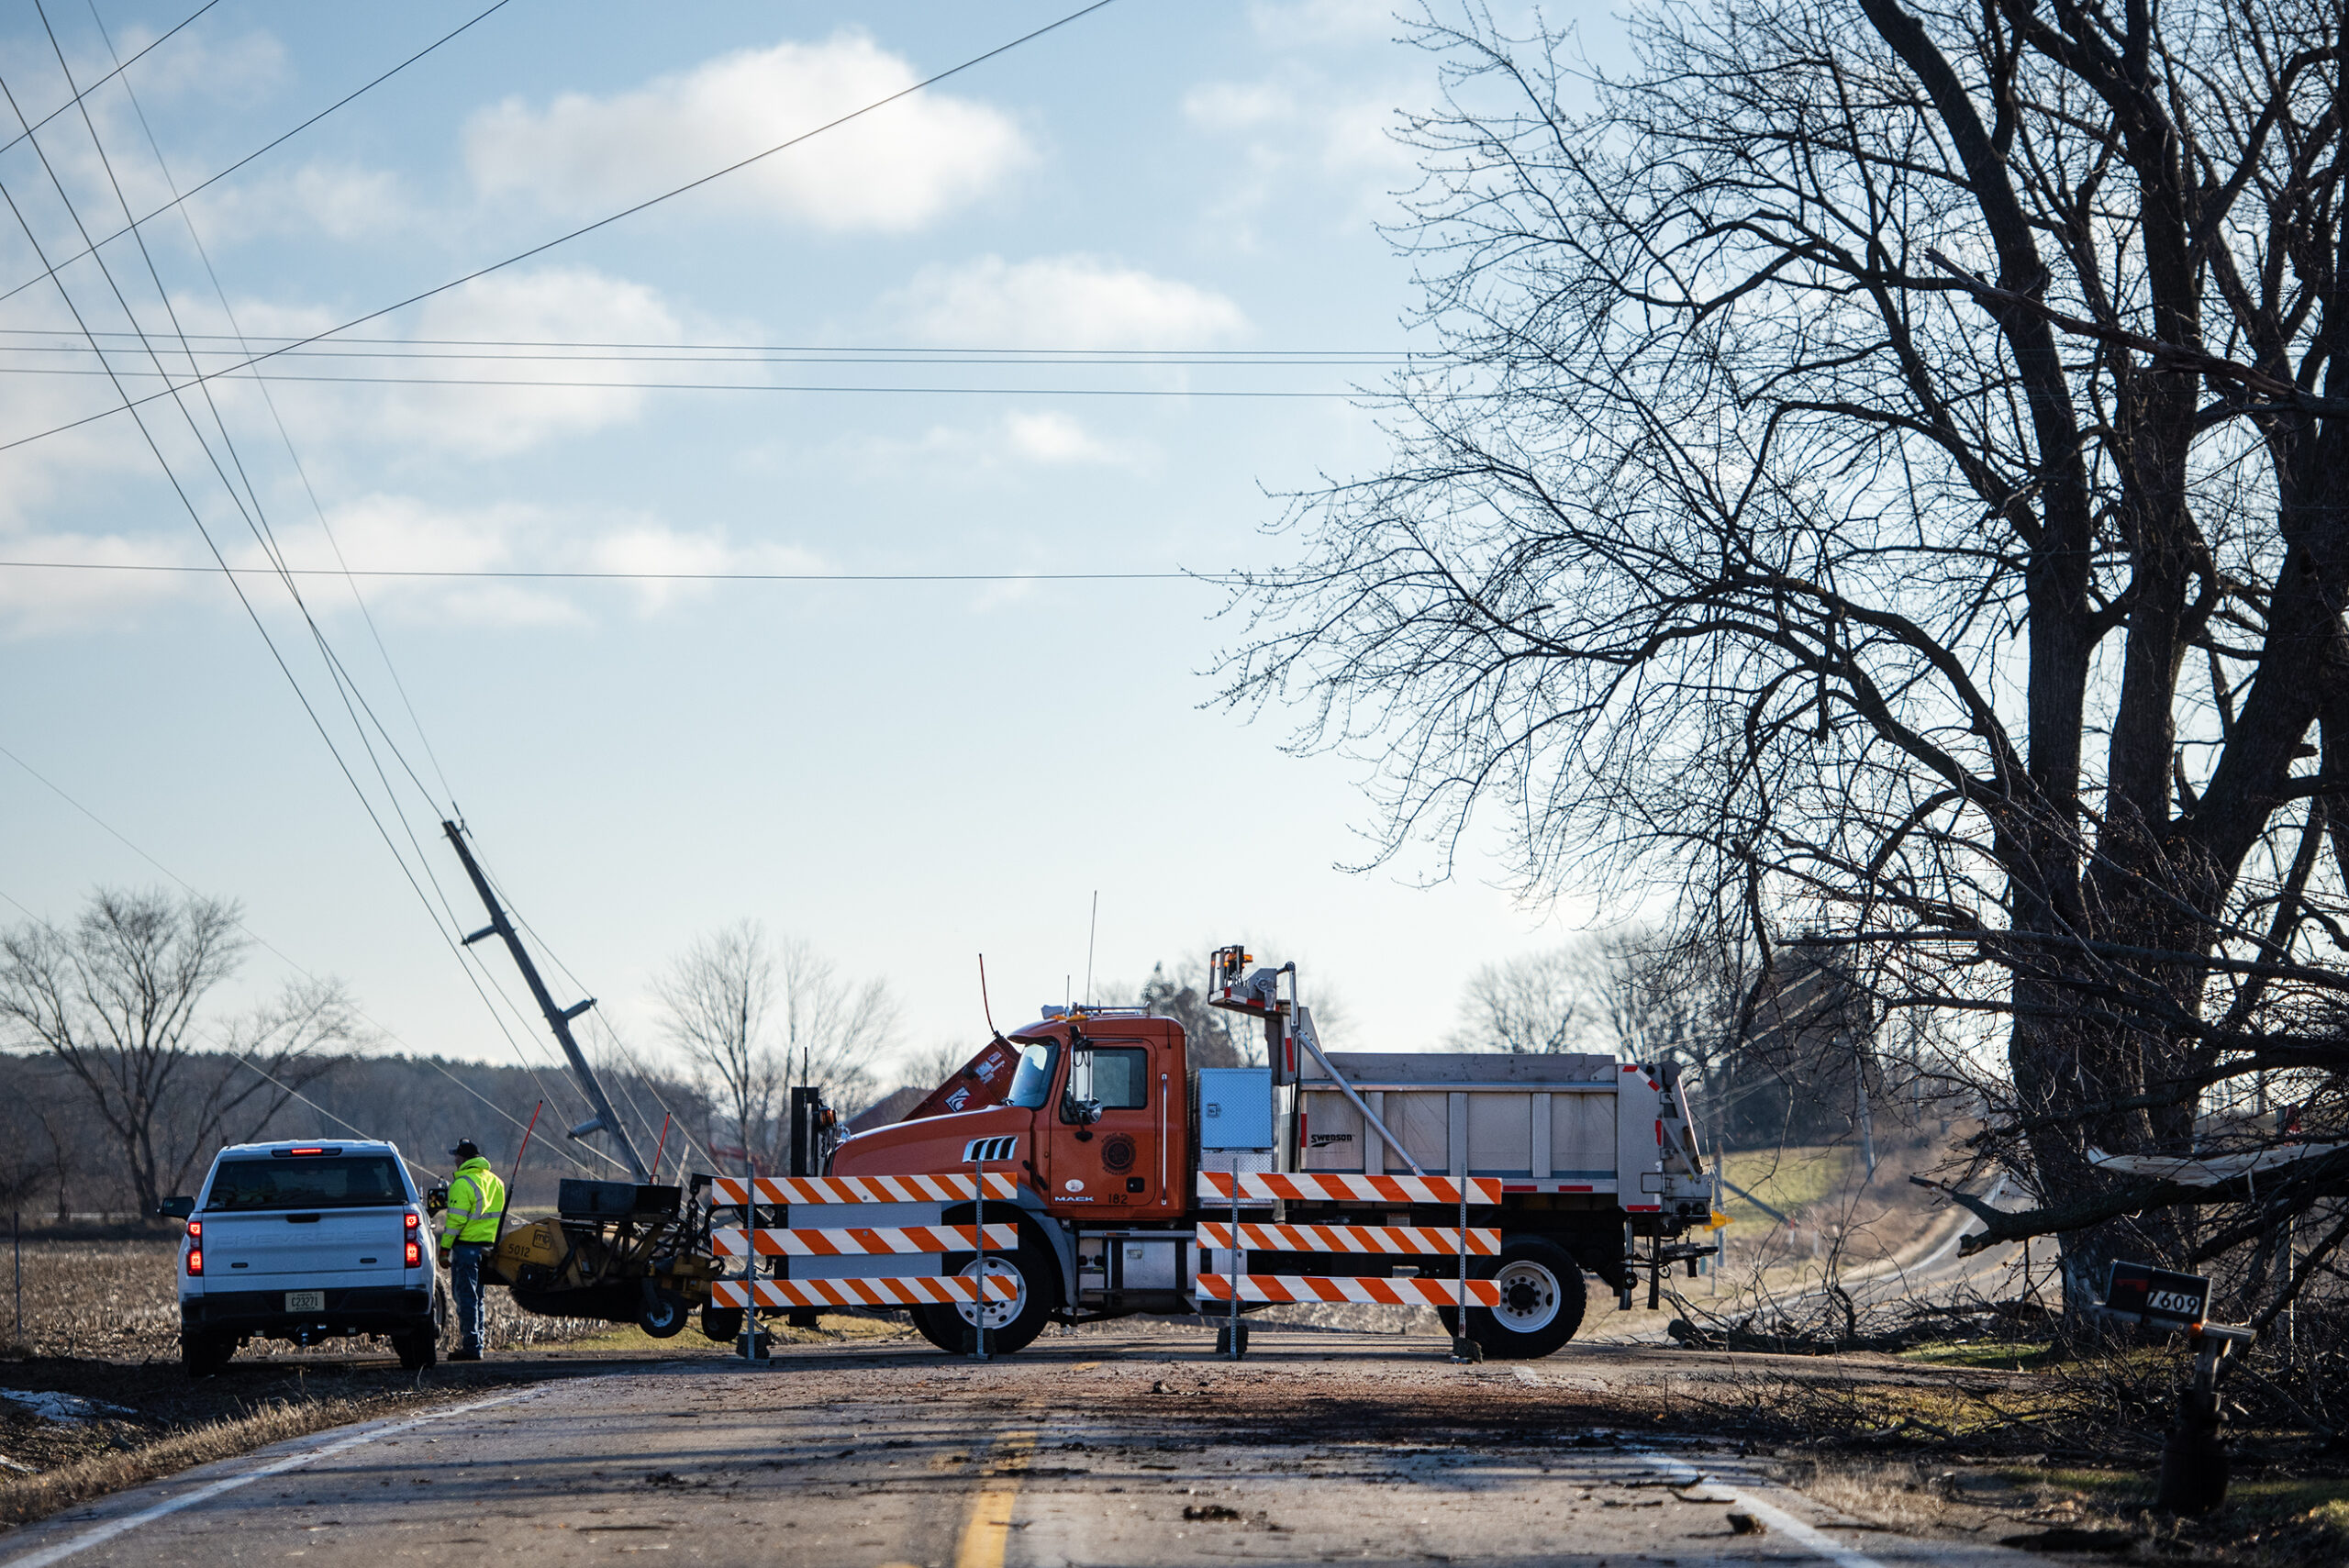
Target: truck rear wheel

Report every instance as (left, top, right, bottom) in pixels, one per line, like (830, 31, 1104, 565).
(393, 1329, 437, 1371)
(1439, 1237, 1586, 1359)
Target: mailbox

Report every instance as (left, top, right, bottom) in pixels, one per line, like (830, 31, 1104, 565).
(2102, 1260, 2211, 1330)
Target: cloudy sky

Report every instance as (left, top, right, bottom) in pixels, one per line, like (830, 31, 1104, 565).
(0, 0, 1637, 1099)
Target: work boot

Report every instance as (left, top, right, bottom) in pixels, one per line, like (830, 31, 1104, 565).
(451, 1347, 483, 1362)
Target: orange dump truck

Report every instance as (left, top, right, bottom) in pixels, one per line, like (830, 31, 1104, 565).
(708, 948, 1716, 1359)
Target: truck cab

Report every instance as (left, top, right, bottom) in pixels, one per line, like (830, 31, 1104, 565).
(834, 1014, 1189, 1223)
(166, 1139, 443, 1375)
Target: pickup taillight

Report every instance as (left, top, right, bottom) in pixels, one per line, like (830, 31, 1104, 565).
(405, 1209, 420, 1232)
(186, 1247, 203, 1276)
(405, 1240, 422, 1268)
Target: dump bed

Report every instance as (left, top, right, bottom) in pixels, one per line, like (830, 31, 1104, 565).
(1296, 1051, 1699, 1209)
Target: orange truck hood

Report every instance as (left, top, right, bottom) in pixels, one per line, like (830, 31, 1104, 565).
(829, 1102, 1036, 1186)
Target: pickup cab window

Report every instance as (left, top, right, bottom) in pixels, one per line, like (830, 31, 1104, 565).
(205, 1155, 409, 1211)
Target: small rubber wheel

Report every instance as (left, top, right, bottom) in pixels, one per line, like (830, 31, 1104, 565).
(181, 1332, 235, 1377)
(699, 1306, 744, 1343)
(636, 1287, 690, 1339)
(393, 1330, 437, 1371)
(1443, 1237, 1586, 1359)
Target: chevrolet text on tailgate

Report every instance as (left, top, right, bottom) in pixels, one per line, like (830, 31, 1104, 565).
(165, 1140, 442, 1375)
(710, 947, 1719, 1361)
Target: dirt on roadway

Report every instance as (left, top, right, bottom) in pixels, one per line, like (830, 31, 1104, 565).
(0, 1327, 2072, 1568)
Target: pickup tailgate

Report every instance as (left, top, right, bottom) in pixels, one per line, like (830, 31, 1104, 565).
(199, 1207, 414, 1293)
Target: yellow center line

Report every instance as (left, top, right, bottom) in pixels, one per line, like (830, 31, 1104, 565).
(952, 1429, 1036, 1568)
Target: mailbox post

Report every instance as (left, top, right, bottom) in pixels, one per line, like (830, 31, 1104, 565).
(2096, 1260, 2251, 1516)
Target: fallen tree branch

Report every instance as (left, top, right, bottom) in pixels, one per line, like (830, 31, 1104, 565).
(1911, 1145, 2349, 1252)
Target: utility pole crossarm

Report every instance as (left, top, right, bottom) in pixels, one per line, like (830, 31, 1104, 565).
(441, 819, 651, 1183)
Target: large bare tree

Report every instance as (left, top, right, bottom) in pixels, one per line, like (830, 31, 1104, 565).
(1219, 0, 2349, 1310)
(0, 889, 361, 1214)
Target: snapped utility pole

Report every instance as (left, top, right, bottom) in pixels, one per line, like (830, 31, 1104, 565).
(441, 819, 650, 1182)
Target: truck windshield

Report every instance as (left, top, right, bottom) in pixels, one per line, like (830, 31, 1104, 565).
(205, 1155, 409, 1211)
(1004, 1040, 1059, 1108)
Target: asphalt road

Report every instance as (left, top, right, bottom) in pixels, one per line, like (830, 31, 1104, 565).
(1, 1331, 2062, 1568)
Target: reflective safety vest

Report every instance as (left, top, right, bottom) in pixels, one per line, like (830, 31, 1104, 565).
(443, 1159, 507, 1246)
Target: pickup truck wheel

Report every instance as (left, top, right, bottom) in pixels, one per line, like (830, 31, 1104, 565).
(699, 1306, 744, 1343)
(1440, 1237, 1586, 1359)
(393, 1330, 437, 1371)
(181, 1332, 234, 1377)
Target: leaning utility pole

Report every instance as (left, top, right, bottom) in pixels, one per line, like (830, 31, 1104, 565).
(442, 819, 650, 1182)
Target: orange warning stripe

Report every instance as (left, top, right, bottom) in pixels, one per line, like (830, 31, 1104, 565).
(1194, 1221, 1497, 1255)
(1197, 1173, 1503, 1206)
(712, 1173, 1020, 1206)
(711, 1275, 1015, 1309)
(712, 1223, 1018, 1257)
(1195, 1273, 1502, 1307)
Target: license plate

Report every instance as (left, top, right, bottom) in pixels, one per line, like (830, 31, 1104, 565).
(284, 1291, 325, 1312)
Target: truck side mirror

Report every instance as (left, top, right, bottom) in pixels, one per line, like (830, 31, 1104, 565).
(425, 1184, 450, 1216)
(158, 1195, 195, 1219)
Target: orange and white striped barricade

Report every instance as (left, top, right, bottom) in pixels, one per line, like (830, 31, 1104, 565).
(1194, 1173, 1505, 1348)
(709, 1173, 1021, 1334)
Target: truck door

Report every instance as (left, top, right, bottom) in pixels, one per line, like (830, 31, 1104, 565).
(1044, 1035, 1167, 1216)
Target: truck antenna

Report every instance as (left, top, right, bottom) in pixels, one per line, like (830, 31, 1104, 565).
(979, 952, 999, 1038)
(1085, 890, 1098, 1006)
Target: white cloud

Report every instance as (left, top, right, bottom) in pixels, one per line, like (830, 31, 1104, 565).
(584, 524, 826, 614)
(380, 267, 694, 458)
(0, 531, 201, 639)
(1003, 411, 1116, 465)
(189, 162, 408, 244)
(464, 31, 1029, 232)
(887, 255, 1248, 349)
(1182, 78, 1412, 175)
(98, 25, 287, 104)
(1248, 0, 1404, 44)
(836, 409, 1148, 476)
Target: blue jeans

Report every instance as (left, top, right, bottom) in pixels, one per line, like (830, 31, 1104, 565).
(450, 1241, 488, 1351)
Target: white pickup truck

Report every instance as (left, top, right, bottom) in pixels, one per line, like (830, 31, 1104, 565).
(163, 1140, 444, 1374)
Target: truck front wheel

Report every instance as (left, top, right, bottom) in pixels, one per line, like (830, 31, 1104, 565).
(918, 1231, 1055, 1355)
(1439, 1237, 1586, 1359)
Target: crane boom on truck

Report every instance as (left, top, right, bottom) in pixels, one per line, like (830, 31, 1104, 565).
(719, 944, 1718, 1359)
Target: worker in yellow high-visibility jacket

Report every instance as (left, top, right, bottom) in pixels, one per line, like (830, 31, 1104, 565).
(440, 1140, 507, 1362)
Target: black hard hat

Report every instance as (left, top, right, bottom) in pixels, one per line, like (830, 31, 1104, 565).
(448, 1139, 483, 1162)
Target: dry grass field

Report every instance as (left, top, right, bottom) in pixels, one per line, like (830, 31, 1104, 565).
(0, 1239, 615, 1363)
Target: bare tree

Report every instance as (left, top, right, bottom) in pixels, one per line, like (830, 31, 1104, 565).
(654, 919, 783, 1173)
(774, 935, 901, 1118)
(1449, 940, 1622, 1055)
(0, 889, 362, 1215)
(1218, 0, 2349, 1311)
(657, 924, 902, 1166)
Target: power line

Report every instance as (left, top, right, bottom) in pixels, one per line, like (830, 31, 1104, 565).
(85, 0, 461, 812)
(0, 561, 1244, 582)
(0, 0, 518, 315)
(0, 367, 1364, 397)
(0, 0, 217, 162)
(0, 331, 1420, 362)
(0, 59, 601, 1170)
(0, 0, 1126, 459)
